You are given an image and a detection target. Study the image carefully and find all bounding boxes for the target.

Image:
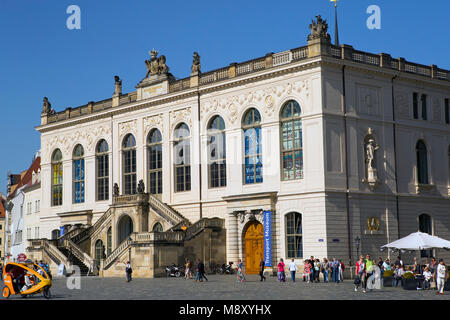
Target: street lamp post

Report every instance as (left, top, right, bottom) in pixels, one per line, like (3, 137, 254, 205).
(354, 236, 361, 261)
(128, 236, 132, 263)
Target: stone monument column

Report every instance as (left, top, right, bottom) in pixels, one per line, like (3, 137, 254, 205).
(226, 211, 239, 265)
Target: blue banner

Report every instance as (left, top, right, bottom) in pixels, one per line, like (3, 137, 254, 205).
(263, 210, 272, 267)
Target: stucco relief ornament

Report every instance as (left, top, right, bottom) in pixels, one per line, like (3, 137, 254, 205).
(144, 114, 163, 135)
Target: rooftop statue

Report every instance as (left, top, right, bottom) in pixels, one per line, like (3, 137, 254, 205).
(191, 52, 201, 74)
(308, 15, 331, 42)
(42, 97, 52, 114)
(145, 49, 169, 78)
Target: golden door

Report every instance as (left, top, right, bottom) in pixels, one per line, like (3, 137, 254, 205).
(244, 221, 264, 274)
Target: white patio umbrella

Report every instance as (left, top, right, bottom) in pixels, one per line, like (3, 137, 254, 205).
(381, 232, 450, 251)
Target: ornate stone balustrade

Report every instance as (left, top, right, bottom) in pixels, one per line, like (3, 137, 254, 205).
(113, 193, 149, 205)
(72, 207, 113, 244)
(63, 239, 95, 268)
(43, 40, 449, 126)
(30, 239, 70, 267)
(184, 218, 224, 241)
(104, 238, 132, 269)
(148, 193, 186, 225)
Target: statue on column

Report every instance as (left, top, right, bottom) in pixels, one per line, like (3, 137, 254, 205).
(113, 183, 119, 197)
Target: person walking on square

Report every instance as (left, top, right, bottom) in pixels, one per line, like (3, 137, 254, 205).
(236, 259, 245, 282)
(436, 259, 448, 295)
(259, 258, 266, 282)
(321, 258, 329, 283)
(354, 256, 366, 293)
(277, 258, 286, 282)
(125, 261, 132, 282)
(289, 258, 297, 282)
(185, 258, 192, 279)
(195, 259, 203, 282)
(304, 260, 311, 283)
(339, 259, 345, 282)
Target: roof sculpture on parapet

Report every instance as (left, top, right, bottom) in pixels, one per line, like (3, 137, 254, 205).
(145, 49, 169, 78)
(308, 15, 331, 42)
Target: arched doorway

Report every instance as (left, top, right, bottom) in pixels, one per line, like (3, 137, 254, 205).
(95, 240, 104, 269)
(243, 220, 264, 274)
(117, 215, 133, 244)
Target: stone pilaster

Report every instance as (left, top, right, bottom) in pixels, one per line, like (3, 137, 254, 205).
(226, 212, 239, 265)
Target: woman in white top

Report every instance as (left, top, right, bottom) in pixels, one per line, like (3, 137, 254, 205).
(289, 259, 298, 282)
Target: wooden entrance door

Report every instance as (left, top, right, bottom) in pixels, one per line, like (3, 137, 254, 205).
(244, 221, 264, 274)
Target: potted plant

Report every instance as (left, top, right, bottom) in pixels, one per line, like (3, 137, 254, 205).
(402, 272, 417, 290)
(382, 270, 394, 287)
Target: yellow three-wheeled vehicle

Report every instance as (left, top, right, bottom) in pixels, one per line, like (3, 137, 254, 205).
(2, 262, 52, 299)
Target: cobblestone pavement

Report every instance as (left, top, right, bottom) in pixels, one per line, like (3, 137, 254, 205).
(2, 274, 449, 300)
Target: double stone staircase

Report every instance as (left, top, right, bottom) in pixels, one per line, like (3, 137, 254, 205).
(39, 193, 193, 275)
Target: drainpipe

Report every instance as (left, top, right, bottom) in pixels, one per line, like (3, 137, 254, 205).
(341, 65, 352, 269)
(391, 74, 401, 260)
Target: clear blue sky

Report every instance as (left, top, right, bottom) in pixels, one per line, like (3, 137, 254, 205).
(0, 0, 449, 193)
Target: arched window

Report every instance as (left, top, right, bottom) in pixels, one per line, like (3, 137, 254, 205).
(285, 212, 303, 258)
(122, 134, 137, 195)
(419, 214, 432, 257)
(280, 100, 303, 180)
(416, 140, 428, 184)
(96, 140, 109, 201)
(95, 239, 104, 269)
(152, 222, 163, 232)
(147, 129, 162, 195)
(107, 227, 112, 256)
(243, 108, 262, 184)
(208, 115, 226, 188)
(174, 123, 191, 192)
(51, 149, 63, 206)
(73, 145, 85, 203)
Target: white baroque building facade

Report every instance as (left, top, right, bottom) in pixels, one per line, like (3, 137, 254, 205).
(32, 16, 450, 276)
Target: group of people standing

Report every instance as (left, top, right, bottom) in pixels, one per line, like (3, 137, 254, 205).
(302, 257, 344, 283)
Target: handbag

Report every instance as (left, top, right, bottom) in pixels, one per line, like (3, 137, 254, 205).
(354, 275, 361, 285)
(430, 280, 436, 289)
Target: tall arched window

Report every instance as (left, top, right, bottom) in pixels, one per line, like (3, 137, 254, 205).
(285, 212, 303, 258)
(174, 123, 191, 192)
(51, 149, 63, 206)
(280, 100, 303, 180)
(416, 140, 429, 184)
(96, 140, 109, 201)
(208, 115, 226, 188)
(73, 145, 85, 203)
(152, 222, 163, 232)
(147, 129, 162, 195)
(123, 134, 137, 195)
(107, 227, 112, 256)
(419, 213, 432, 257)
(243, 108, 262, 184)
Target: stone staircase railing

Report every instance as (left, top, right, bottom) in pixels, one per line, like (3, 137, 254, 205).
(63, 239, 95, 271)
(148, 193, 187, 226)
(184, 218, 224, 241)
(72, 207, 113, 244)
(58, 226, 85, 242)
(30, 239, 70, 268)
(103, 238, 132, 270)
